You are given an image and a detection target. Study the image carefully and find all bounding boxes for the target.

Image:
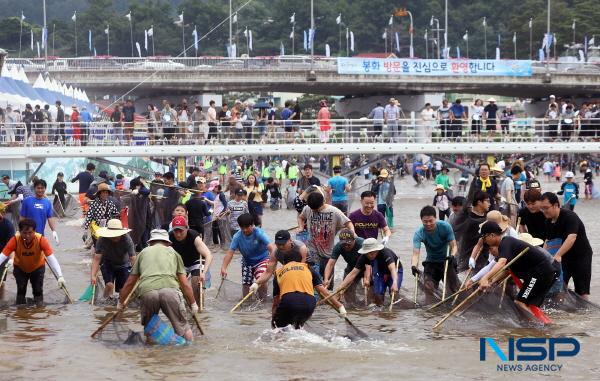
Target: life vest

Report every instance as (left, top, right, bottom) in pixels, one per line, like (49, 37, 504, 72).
(276, 261, 314, 297)
(14, 232, 46, 272)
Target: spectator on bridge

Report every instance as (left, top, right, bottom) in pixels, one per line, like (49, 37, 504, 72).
(80, 106, 92, 146)
(177, 99, 189, 142)
(22, 104, 34, 143)
(146, 104, 160, 144)
(32, 105, 44, 145)
(545, 103, 559, 140)
(3, 106, 17, 146)
(291, 98, 302, 138)
(450, 99, 466, 141)
(110, 105, 124, 144)
(317, 100, 331, 143)
(122, 99, 136, 144)
(267, 101, 277, 142)
(55, 101, 65, 145)
(560, 104, 577, 141)
(161, 101, 178, 143)
(232, 101, 243, 143)
(384, 98, 400, 143)
(437, 99, 451, 141)
(483, 98, 499, 138)
(70, 105, 81, 145)
(500, 105, 515, 137)
(242, 102, 255, 143)
(281, 101, 294, 143)
(419, 103, 436, 143)
(368, 102, 385, 141)
(207, 100, 218, 143)
(41, 104, 51, 146)
(218, 103, 231, 143)
(256, 106, 268, 143)
(191, 105, 205, 144)
(470, 99, 484, 138)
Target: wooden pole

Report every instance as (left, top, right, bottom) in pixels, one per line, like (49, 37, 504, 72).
(91, 280, 139, 338)
(452, 247, 483, 305)
(442, 246, 450, 300)
(215, 277, 225, 299)
(230, 289, 255, 313)
(316, 284, 348, 306)
(46, 261, 73, 303)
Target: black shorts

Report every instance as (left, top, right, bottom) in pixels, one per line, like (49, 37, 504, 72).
(562, 255, 592, 295)
(423, 260, 459, 292)
(485, 120, 496, 131)
(284, 125, 293, 133)
(273, 292, 316, 329)
(516, 268, 559, 307)
(100, 262, 131, 292)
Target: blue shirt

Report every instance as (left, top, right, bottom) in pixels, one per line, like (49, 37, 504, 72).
(20, 196, 53, 235)
(230, 227, 271, 266)
(450, 104, 464, 118)
(327, 175, 349, 202)
(562, 182, 578, 206)
(413, 220, 455, 263)
(281, 108, 293, 126)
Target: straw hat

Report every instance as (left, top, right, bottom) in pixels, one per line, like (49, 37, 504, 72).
(480, 210, 509, 232)
(358, 238, 385, 254)
(435, 184, 445, 191)
(147, 229, 172, 244)
(487, 98, 496, 102)
(518, 233, 544, 247)
(94, 182, 113, 196)
(378, 169, 389, 178)
(96, 219, 131, 238)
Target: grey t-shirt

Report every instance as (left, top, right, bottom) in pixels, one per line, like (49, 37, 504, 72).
(95, 234, 136, 266)
(301, 204, 350, 261)
(227, 199, 249, 230)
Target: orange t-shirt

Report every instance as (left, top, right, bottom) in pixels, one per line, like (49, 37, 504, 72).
(2, 233, 53, 273)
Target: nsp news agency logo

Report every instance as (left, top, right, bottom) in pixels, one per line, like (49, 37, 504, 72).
(480, 337, 580, 372)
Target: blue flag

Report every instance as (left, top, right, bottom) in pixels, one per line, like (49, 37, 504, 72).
(88, 30, 92, 51)
(303, 30, 308, 51)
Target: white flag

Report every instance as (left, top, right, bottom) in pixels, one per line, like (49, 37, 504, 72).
(249, 30, 253, 51)
(243, 27, 248, 38)
(192, 27, 198, 51)
(88, 29, 92, 51)
(280, 41, 285, 55)
(382, 30, 387, 39)
(456, 46, 461, 58)
(495, 46, 500, 60)
(105, 26, 109, 35)
(290, 13, 295, 24)
(232, 13, 237, 24)
(21, 11, 25, 21)
(590, 37, 595, 45)
(145, 29, 148, 50)
(538, 48, 545, 61)
(388, 15, 393, 25)
(512, 32, 516, 44)
(463, 31, 468, 41)
(71, 11, 76, 22)
(528, 18, 532, 29)
(41, 27, 47, 49)
(303, 30, 307, 51)
(395, 32, 400, 52)
(125, 12, 132, 21)
(147, 27, 153, 37)
(94, 47, 97, 57)
(424, 29, 428, 40)
(289, 30, 294, 39)
(136, 42, 141, 57)
(350, 31, 355, 52)
(325, 43, 330, 57)
(36, 41, 40, 57)
(30, 29, 33, 50)
(336, 13, 341, 25)
(482, 17, 486, 27)
(572, 20, 576, 30)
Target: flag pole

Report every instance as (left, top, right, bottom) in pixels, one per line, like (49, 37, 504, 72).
(182, 11, 186, 58)
(52, 23, 55, 56)
(129, 13, 134, 57)
(107, 25, 110, 56)
(483, 17, 487, 59)
(529, 18, 533, 60)
(74, 12, 78, 57)
(43, 0, 47, 64)
(514, 33, 517, 59)
(292, 22, 295, 55)
(346, 27, 349, 57)
(151, 24, 155, 56)
(425, 29, 429, 59)
(19, 11, 23, 58)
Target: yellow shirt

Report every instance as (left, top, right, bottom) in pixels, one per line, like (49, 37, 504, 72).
(275, 262, 314, 297)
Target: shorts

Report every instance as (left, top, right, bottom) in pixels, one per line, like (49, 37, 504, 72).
(100, 262, 131, 292)
(241, 258, 269, 285)
(284, 125, 293, 133)
(517, 269, 559, 307)
(562, 255, 592, 295)
(423, 260, 460, 293)
(273, 292, 316, 329)
(485, 120, 496, 131)
(140, 288, 190, 337)
(372, 266, 403, 296)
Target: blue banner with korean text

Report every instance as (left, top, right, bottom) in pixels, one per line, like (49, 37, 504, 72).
(337, 58, 533, 76)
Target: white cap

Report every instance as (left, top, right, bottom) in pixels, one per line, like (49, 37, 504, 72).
(549, 94, 556, 98)
(565, 171, 574, 178)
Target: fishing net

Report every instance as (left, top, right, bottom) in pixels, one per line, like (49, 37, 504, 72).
(3, 200, 20, 230)
(126, 194, 153, 247)
(94, 308, 145, 345)
(51, 194, 80, 219)
(149, 183, 181, 228)
(201, 215, 233, 250)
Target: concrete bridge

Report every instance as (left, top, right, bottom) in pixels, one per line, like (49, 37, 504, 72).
(12, 57, 600, 98)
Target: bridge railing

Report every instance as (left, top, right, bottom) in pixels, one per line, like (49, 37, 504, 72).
(6, 56, 600, 73)
(1, 117, 599, 147)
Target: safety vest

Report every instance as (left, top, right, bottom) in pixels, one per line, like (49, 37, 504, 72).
(275, 166, 285, 180)
(14, 232, 46, 273)
(262, 166, 271, 179)
(204, 160, 213, 171)
(218, 164, 227, 175)
(288, 165, 299, 180)
(276, 261, 314, 297)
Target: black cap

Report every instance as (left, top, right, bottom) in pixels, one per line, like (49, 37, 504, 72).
(274, 230, 291, 244)
(57, 172, 64, 177)
(235, 188, 245, 196)
(479, 221, 503, 237)
(333, 165, 342, 173)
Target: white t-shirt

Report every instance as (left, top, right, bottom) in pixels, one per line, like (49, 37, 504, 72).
(542, 161, 553, 173)
(500, 177, 516, 204)
(421, 108, 436, 122)
(472, 105, 484, 120)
